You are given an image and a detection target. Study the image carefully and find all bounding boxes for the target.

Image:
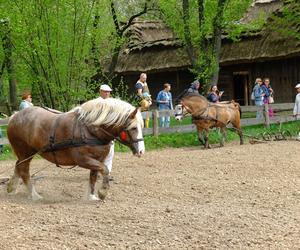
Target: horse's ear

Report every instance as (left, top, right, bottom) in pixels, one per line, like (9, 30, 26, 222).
(129, 108, 139, 119)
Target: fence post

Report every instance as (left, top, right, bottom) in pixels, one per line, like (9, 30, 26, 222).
(264, 103, 270, 128)
(152, 109, 159, 137)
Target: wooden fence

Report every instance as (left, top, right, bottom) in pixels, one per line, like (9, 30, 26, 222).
(0, 103, 296, 145)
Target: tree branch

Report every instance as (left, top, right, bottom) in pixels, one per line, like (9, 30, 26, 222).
(119, 0, 150, 35)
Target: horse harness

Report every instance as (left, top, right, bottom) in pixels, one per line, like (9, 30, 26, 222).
(182, 103, 229, 127)
(41, 114, 110, 168)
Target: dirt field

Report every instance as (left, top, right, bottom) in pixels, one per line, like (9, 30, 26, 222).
(0, 141, 299, 249)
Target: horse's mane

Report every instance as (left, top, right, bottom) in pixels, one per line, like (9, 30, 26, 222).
(72, 97, 143, 128)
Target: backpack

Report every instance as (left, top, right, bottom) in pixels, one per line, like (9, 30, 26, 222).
(251, 90, 255, 100)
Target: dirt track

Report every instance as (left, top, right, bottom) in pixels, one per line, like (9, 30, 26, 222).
(0, 141, 300, 249)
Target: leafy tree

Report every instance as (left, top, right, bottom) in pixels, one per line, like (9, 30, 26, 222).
(158, 0, 252, 91)
(268, 0, 300, 41)
(0, 0, 154, 110)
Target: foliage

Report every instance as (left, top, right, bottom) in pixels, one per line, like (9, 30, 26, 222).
(158, 0, 253, 89)
(268, 0, 300, 41)
(112, 77, 139, 106)
(0, 0, 153, 111)
(1, 120, 300, 160)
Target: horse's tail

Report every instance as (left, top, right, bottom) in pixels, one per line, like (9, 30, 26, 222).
(232, 100, 242, 118)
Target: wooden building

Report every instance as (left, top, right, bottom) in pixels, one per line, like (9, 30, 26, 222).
(113, 0, 300, 104)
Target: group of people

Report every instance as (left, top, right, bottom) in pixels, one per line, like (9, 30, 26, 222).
(1, 74, 300, 176)
(252, 78, 274, 119)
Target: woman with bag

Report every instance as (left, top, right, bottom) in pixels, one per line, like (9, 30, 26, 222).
(261, 78, 274, 117)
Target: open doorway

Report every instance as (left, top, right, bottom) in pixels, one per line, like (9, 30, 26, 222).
(233, 72, 250, 106)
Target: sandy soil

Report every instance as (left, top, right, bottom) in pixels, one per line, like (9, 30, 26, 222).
(0, 141, 299, 249)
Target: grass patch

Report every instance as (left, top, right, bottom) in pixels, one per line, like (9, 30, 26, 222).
(1, 121, 299, 160)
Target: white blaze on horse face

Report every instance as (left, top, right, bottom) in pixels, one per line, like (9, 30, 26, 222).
(136, 123, 145, 155)
(174, 104, 183, 121)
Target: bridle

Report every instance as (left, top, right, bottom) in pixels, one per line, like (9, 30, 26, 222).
(174, 103, 190, 119)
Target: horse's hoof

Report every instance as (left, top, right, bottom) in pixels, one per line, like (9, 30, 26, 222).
(98, 191, 107, 201)
(7, 183, 16, 194)
(31, 194, 43, 201)
(88, 194, 100, 201)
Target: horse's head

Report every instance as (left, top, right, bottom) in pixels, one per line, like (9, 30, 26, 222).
(75, 98, 145, 157)
(174, 94, 208, 120)
(119, 108, 145, 157)
(174, 103, 185, 121)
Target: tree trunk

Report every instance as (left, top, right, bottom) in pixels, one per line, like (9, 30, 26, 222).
(210, 0, 227, 86)
(182, 0, 196, 67)
(0, 20, 17, 110)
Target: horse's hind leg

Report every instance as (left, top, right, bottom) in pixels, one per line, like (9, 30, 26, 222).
(238, 128, 244, 145)
(7, 161, 21, 194)
(7, 159, 42, 200)
(19, 159, 42, 200)
(234, 124, 244, 145)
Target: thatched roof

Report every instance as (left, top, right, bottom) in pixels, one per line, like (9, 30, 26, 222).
(115, 20, 189, 73)
(114, 0, 300, 73)
(221, 0, 300, 64)
(239, 0, 282, 24)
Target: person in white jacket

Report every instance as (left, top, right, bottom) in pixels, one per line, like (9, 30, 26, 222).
(293, 83, 300, 140)
(293, 83, 300, 119)
(99, 84, 115, 180)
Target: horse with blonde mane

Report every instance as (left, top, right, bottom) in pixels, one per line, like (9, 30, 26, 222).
(7, 97, 145, 201)
(174, 94, 243, 148)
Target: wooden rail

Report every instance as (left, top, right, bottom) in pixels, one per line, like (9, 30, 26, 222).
(0, 103, 296, 144)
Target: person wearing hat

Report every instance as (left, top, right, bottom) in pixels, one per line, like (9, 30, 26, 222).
(99, 84, 114, 180)
(99, 84, 112, 99)
(293, 83, 300, 118)
(187, 80, 200, 95)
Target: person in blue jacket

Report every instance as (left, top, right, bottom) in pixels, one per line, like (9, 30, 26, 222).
(253, 78, 266, 119)
(207, 85, 223, 103)
(156, 83, 173, 128)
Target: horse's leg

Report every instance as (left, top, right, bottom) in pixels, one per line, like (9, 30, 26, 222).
(20, 160, 43, 201)
(98, 164, 110, 201)
(197, 129, 205, 146)
(237, 127, 244, 145)
(219, 126, 227, 147)
(9, 158, 43, 200)
(204, 129, 211, 149)
(87, 170, 100, 201)
(7, 160, 21, 194)
(233, 120, 244, 145)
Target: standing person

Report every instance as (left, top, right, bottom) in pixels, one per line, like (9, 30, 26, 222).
(156, 83, 173, 128)
(253, 78, 265, 119)
(99, 84, 114, 180)
(19, 91, 33, 110)
(187, 80, 200, 94)
(207, 85, 223, 103)
(293, 83, 300, 119)
(261, 78, 274, 117)
(135, 73, 152, 128)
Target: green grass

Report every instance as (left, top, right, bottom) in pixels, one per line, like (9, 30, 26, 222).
(1, 121, 299, 160)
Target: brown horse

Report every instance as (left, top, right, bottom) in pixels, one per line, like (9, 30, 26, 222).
(174, 94, 243, 148)
(7, 97, 145, 201)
